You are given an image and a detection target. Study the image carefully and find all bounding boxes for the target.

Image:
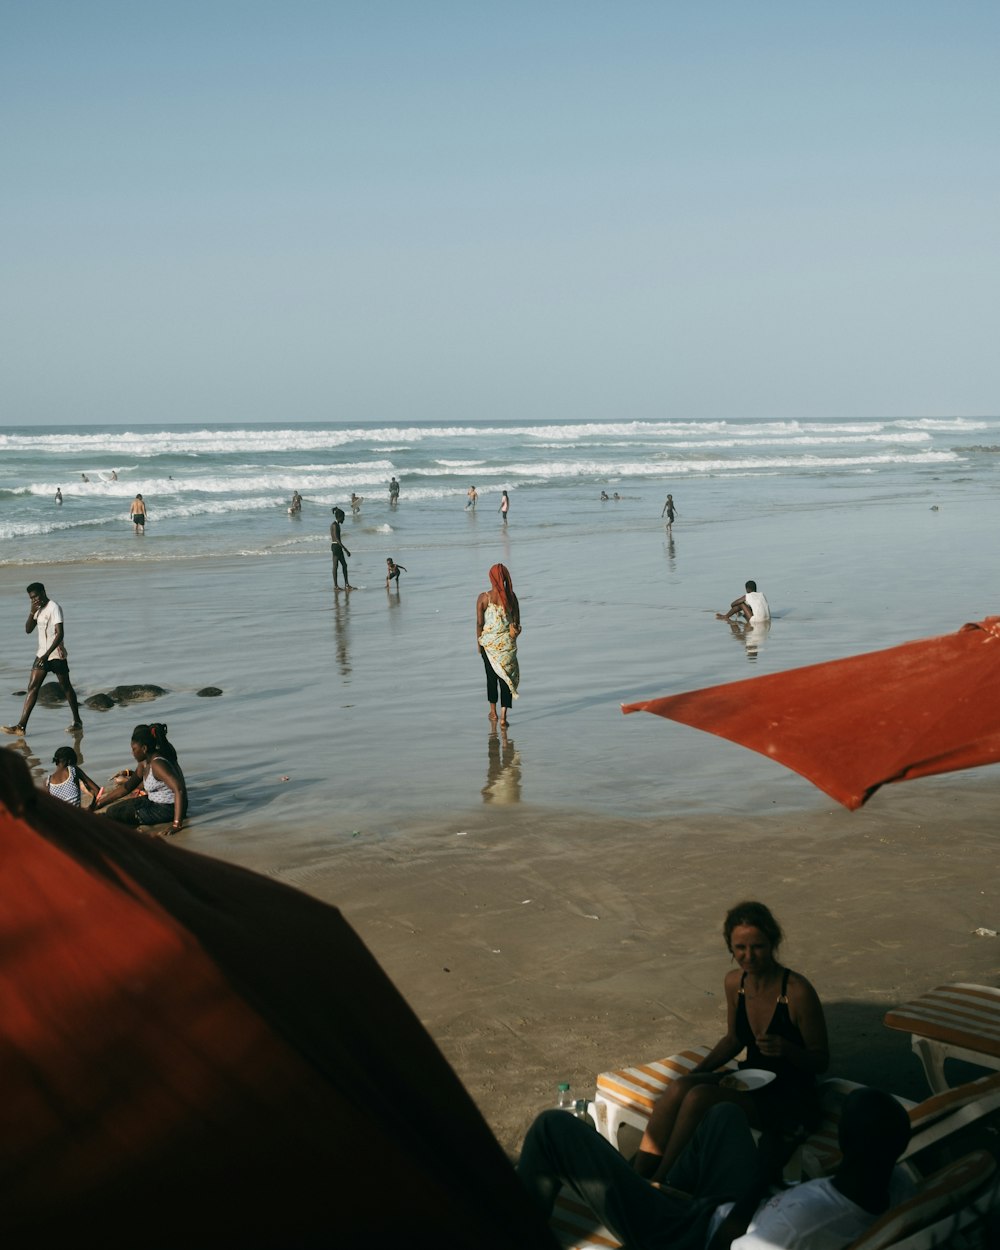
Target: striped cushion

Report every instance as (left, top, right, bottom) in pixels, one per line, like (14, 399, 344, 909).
(595, 1047, 737, 1118)
(551, 1194, 622, 1250)
(846, 1150, 996, 1250)
(884, 983, 1000, 1058)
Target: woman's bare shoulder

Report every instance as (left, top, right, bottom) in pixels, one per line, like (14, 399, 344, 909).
(785, 969, 821, 998)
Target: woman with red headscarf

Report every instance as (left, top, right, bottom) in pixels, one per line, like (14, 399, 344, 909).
(476, 563, 521, 726)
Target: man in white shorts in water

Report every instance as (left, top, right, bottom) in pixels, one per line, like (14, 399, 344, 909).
(718, 579, 770, 625)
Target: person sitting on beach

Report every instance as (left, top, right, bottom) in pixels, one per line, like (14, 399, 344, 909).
(350, 492, 363, 515)
(93, 724, 187, 835)
(385, 557, 407, 588)
(46, 746, 100, 808)
(633, 900, 828, 1183)
(718, 580, 770, 625)
(130, 493, 147, 534)
(518, 1087, 911, 1250)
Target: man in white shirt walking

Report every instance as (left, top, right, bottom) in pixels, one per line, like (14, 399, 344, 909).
(3, 583, 84, 736)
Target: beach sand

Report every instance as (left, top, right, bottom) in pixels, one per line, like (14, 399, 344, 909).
(3, 501, 999, 1159)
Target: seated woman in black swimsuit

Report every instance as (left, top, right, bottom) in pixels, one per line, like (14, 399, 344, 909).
(634, 900, 828, 1182)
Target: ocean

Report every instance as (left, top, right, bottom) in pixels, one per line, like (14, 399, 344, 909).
(2, 416, 998, 566)
(2, 415, 999, 840)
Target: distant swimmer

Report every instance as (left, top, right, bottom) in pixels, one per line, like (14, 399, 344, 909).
(613, 492, 621, 500)
(111, 470, 118, 481)
(661, 493, 677, 527)
(600, 490, 609, 501)
(385, 557, 407, 588)
(130, 493, 147, 534)
(2, 582, 84, 735)
(55, 487, 63, 505)
(288, 490, 302, 514)
(717, 579, 771, 624)
(81, 473, 89, 483)
(389, 476, 400, 503)
(466, 485, 478, 510)
(350, 492, 363, 515)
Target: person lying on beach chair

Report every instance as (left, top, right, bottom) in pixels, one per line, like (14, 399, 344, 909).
(518, 1087, 912, 1250)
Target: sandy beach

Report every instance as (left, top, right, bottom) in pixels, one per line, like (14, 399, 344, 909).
(3, 481, 999, 1161)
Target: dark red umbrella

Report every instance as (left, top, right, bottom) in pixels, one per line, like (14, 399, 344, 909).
(622, 617, 1000, 810)
(0, 748, 555, 1249)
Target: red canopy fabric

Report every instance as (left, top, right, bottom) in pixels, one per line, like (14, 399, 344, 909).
(622, 617, 1000, 810)
(0, 749, 555, 1249)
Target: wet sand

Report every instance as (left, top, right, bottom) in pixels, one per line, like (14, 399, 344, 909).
(3, 537, 999, 1156)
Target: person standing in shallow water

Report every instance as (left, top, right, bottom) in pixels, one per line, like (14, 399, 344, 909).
(330, 508, 353, 589)
(499, 489, 510, 524)
(130, 494, 147, 534)
(661, 493, 677, 527)
(476, 563, 520, 727)
(55, 487, 63, 505)
(2, 582, 84, 736)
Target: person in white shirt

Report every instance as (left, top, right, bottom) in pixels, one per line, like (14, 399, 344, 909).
(2, 583, 84, 736)
(517, 1086, 912, 1250)
(718, 580, 770, 625)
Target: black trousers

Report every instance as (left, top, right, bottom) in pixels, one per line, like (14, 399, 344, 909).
(481, 649, 512, 708)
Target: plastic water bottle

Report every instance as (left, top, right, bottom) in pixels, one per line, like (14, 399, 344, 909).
(556, 1082, 576, 1112)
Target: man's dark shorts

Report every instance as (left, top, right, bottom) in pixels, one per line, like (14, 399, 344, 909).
(36, 658, 70, 679)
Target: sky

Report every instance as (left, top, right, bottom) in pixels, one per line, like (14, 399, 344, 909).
(3, 1, 998, 427)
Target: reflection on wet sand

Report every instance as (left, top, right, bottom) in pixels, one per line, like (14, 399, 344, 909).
(331, 592, 352, 678)
(727, 618, 771, 662)
(482, 726, 521, 804)
(663, 533, 676, 571)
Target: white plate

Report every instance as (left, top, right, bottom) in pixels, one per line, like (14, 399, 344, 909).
(718, 1068, 776, 1093)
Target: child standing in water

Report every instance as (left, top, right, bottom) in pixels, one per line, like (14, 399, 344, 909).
(385, 558, 407, 588)
(46, 746, 101, 808)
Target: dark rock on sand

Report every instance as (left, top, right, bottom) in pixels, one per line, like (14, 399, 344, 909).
(37, 682, 68, 705)
(84, 693, 116, 710)
(197, 687, 223, 697)
(107, 684, 168, 704)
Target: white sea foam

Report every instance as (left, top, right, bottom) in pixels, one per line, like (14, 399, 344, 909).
(0, 416, 990, 459)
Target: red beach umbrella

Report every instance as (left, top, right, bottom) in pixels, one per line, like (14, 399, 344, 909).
(622, 617, 1000, 811)
(0, 749, 555, 1250)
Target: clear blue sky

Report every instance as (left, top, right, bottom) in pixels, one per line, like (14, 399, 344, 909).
(4, 1, 998, 426)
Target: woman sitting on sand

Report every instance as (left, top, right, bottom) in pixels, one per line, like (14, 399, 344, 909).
(476, 563, 521, 727)
(633, 900, 828, 1182)
(46, 745, 100, 808)
(94, 724, 187, 834)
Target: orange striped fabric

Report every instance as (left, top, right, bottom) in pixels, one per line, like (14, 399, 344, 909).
(595, 1047, 737, 1116)
(883, 983, 1000, 1057)
(551, 1194, 622, 1249)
